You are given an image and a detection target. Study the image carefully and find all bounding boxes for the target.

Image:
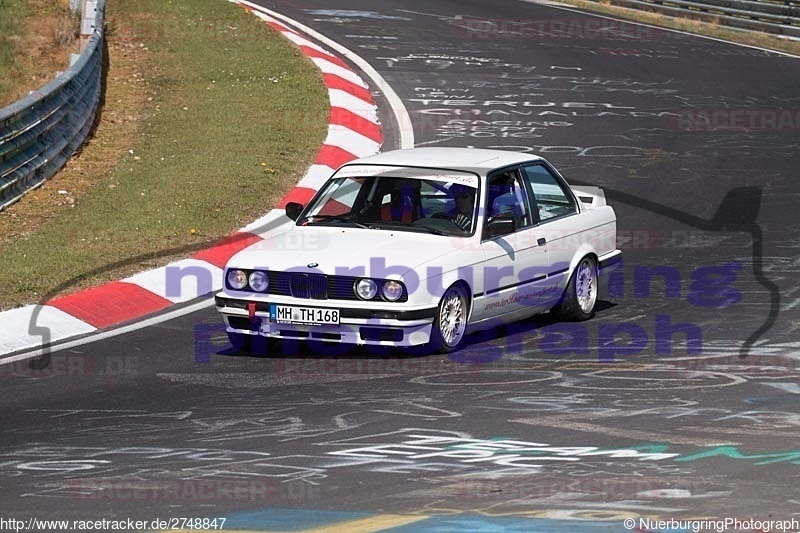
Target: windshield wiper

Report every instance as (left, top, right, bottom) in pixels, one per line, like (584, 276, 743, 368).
(371, 221, 449, 236)
(302, 214, 368, 229)
(409, 225, 448, 236)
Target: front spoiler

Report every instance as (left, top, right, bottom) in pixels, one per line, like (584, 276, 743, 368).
(216, 296, 436, 347)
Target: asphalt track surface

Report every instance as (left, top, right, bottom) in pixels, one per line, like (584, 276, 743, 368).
(1, 1, 799, 531)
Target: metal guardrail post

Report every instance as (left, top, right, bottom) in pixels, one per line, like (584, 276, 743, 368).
(80, 0, 98, 52)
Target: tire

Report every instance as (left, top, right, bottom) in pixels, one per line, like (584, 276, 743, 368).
(554, 255, 598, 321)
(428, 284, 470, 353)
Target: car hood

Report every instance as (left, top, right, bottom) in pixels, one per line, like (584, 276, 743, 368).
(227, 225, 469, 278)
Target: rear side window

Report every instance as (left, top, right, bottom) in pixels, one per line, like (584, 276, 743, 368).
(522, 164, 577, 222)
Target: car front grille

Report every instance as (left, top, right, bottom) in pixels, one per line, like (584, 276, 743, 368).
(290, 273, 327, 299)
(264, 272, 407, 302)
(268, 272, 328, 299)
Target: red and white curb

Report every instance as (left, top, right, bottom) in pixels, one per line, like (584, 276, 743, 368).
(0, 2, 413, 358)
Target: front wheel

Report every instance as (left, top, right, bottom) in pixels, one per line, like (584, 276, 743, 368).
(428, 284, 470, 353)
(554, 256, 598, 321)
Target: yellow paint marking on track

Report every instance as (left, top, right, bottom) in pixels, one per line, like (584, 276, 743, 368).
(156, 514, 429, 533)
(303, 513, 429, 532)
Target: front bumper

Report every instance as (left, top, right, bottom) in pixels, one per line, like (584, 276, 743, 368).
(215, 294, 437, 347)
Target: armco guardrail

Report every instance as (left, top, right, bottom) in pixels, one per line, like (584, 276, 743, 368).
(0, 0, 105, 210)
(602, 0, 800, 38)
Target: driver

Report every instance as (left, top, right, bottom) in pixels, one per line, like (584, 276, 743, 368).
(450, 183, 475, 232)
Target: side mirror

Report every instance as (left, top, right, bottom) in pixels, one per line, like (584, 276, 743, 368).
(486, 217, 514, 238)
(285, 202, 304, 221)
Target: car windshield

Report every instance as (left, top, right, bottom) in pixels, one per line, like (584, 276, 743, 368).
(298, 169, 480, 236)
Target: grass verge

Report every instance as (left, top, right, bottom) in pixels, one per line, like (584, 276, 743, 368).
(548, 0, 800, 56)
(0, 0, 26, 104)
(0, 0, 328, 309)
(0, 0, 81, 107)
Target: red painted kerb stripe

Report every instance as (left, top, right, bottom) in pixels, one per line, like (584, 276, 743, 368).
(49, 282, 173, 329)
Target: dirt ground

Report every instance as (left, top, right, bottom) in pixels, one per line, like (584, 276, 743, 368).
(1, 2, 151, 246)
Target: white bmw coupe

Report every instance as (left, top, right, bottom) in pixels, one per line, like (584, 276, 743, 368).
(216, 147, 621, 354)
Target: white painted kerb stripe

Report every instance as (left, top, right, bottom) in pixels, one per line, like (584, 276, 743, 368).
(238, 0, 414, 149)
(123, 259, 223, 304)
(311, 58, 369, 88)
(324, 125, 382, 157)
(0, 305, 96, 355)
(328, 90, 380, 123)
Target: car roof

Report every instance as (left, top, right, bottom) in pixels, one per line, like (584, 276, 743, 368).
(342, 147, 544, 175)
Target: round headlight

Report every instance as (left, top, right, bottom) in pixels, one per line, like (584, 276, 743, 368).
(382, 280, 404, 301)
(249, 271, 269, 292)
(227, 269, 248, 290)
(355, 278, 378, 300)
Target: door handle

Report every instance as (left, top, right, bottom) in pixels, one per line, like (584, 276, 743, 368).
(537, 237, 547, 246)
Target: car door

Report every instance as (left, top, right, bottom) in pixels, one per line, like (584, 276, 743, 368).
(519, 163, 581, 304)
(473, 168, 554, 324)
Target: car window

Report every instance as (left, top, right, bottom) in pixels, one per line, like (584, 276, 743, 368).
(420, 181, 451, 217)
(307, 177, 365, 217)
(522, 164, 577, 222)
(300, 175, 478, 236)
(483, 170, 531, 238)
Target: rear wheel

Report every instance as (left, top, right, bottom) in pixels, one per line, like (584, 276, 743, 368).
(428, 284, 470, 353)
(554, 255, 598, 321)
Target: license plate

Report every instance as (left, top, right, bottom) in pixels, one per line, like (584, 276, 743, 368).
(270, 304, 340, 326)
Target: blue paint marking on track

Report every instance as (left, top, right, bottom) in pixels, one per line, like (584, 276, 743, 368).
(388, 516, 646, 532)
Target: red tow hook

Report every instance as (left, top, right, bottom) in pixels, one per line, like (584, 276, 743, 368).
(247, 302, 257, 320)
